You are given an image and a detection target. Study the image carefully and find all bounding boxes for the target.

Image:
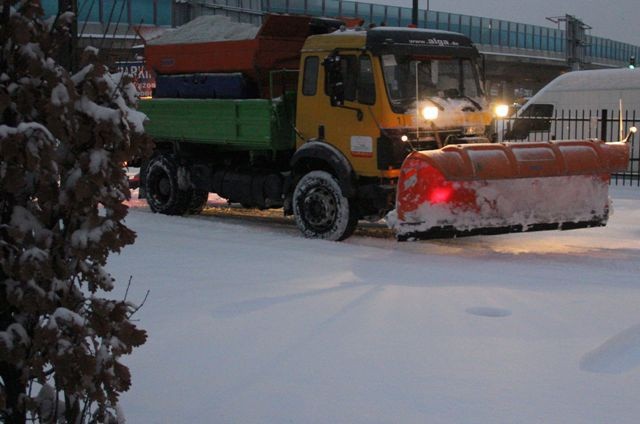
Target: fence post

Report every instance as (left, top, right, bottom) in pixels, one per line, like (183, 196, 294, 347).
(600, 109, 607, 141)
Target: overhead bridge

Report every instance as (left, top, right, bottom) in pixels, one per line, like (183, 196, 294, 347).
(42, 0, 640, 97)
(168, 0, 640, 97)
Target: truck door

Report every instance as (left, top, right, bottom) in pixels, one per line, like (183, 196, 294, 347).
(297, 52, 381, 177)
(325, 53, 380, 176)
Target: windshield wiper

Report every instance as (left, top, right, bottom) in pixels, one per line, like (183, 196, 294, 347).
(423, 97, 444, 111)
(459, 95, 483, 111)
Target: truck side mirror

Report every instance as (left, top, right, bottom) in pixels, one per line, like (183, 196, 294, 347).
(323, 54, 345, 106)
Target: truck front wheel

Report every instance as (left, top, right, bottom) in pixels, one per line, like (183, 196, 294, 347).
(145, 153, 208, 215)
(293, 170, 358, 241)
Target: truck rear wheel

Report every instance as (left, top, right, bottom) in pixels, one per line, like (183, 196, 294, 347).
(145, 153, 208, 215)
(293, 170, 358, 241)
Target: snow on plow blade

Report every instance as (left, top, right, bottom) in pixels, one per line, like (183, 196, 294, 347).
(390, 140, 631, 241)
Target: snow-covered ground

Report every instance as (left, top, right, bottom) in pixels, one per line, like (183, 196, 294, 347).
(108, 186, 640, 423)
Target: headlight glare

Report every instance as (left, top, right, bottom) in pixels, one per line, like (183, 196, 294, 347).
(494, 104, 509, 118)
(421, 105, 439, 121)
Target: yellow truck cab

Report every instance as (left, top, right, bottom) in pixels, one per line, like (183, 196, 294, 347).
(295, 27, 495, 178)
(287, 26, 497, 238)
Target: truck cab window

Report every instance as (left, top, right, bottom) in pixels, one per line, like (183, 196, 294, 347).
(341, 55, 358, 101)
(302, 56, 319, 96)
(325, 54, 374, 105)
(381, 54, 483, 113)
(358, 55, 375, 105)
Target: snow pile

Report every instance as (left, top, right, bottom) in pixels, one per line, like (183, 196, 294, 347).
(580, 323, 640, 374)
(147, 15, 259, 45)
(136, 26, 168, 44)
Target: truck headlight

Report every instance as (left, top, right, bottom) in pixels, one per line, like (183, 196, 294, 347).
(494, 104, 509, 118)
(421, 105, 439, 121)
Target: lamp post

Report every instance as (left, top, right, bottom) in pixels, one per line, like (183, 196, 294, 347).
(412, 0, 430, 28)
(412, 0, 418, 26)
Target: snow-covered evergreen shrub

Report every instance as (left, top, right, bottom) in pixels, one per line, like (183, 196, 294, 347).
(0, 1, 152, 422)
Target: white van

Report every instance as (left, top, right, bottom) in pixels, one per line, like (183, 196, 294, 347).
(502, 68, 640, 141)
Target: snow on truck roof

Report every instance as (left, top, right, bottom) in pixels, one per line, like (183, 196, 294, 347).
(540, 68, 640, 93)
(148, 15, 476, 51)
(147, 15, 259, 45)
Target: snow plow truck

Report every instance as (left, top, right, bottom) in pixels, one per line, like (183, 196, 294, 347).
(138, 14, 633, 241)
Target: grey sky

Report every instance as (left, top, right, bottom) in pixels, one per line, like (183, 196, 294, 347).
(380, 0, 640, 46)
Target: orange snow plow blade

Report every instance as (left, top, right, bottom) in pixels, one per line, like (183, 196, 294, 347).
(390, 139, 631, 241)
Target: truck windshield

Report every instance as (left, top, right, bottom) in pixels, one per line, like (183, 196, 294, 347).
(381, 54, 483, 113)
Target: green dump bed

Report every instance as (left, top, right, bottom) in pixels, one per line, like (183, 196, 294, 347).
(138, 95, 296, 152)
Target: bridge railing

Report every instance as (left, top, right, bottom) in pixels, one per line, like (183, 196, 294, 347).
(259, 0, 638, 65)
(40, 0, 640, 66)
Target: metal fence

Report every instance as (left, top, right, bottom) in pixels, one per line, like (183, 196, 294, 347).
(497, 110, 640, 186)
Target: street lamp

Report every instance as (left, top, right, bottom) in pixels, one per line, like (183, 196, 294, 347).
(412, 0, 418, 26)
(412, 0, 431, 28)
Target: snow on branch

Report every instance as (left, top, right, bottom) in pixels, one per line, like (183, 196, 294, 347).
(0, 2, 153, 422)
(47, 307, 87, 329)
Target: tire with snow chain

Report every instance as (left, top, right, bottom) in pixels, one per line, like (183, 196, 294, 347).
(144, 153, 207, 215)
(293, 170, 358, 241)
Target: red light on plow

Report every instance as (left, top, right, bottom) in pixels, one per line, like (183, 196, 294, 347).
(428, 186, 453, 204)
